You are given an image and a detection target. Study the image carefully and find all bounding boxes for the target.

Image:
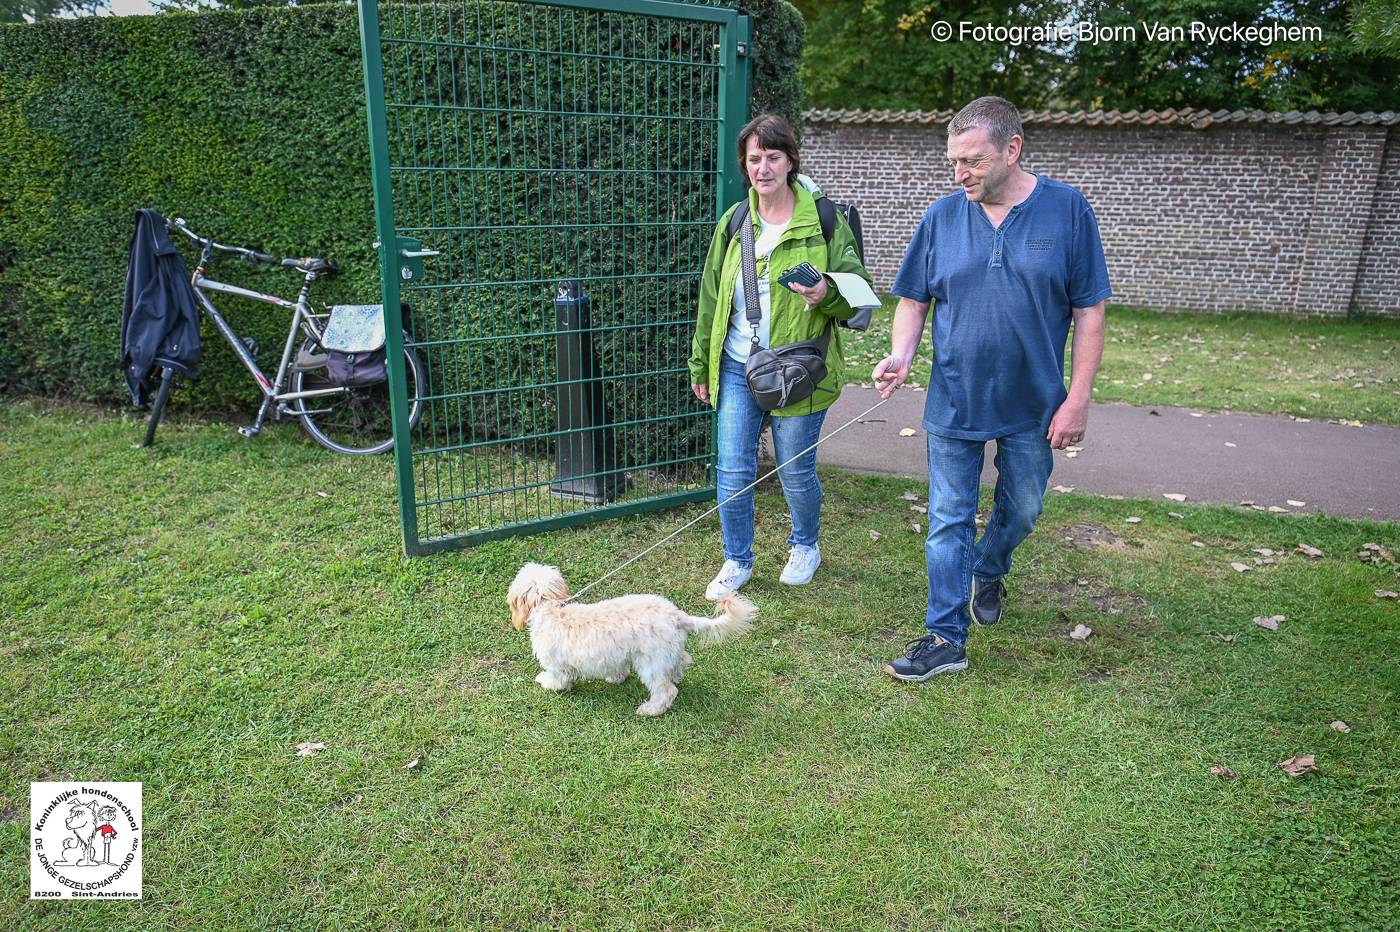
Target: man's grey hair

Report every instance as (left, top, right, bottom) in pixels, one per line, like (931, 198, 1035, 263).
(948, 96, 1024, 151)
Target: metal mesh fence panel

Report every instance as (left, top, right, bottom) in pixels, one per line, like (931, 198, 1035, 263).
(359, 0, 749, 553)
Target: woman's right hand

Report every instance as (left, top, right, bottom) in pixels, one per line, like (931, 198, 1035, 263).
(692, 383, 709, 404)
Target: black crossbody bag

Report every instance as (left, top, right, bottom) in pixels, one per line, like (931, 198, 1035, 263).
(738, 214, 833, 412)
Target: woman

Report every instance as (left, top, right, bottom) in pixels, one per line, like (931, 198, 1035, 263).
(688, 113, 873, 600)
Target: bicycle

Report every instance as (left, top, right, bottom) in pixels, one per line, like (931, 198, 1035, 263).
(143, 218, 424, 455)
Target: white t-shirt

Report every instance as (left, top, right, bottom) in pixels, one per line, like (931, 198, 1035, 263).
(724, 217, 789, 363)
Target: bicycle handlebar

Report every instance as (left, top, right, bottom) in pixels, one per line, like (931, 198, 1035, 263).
(169, 217, 280, 266)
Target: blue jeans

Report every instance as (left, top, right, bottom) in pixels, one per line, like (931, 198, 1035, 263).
(924, 428, 1054, 646)
(716, 354, 828, 567)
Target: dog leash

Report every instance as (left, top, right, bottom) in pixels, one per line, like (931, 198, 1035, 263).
(566, 393, 894, 603)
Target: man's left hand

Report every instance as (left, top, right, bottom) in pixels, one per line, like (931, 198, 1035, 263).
(787, 277, 828, 307)
(1047, 398, 1089, 450)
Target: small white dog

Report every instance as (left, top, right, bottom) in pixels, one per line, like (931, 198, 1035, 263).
(507, 562, 755, 716)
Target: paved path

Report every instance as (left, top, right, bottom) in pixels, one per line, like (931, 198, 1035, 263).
(815, 386, 1400, 522)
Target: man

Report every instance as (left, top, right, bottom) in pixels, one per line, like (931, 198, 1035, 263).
(873, 96, 1111, 681)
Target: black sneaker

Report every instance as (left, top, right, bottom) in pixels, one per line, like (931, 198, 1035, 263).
(884, 634, 968, 681)
(970, 576, 1006, 625)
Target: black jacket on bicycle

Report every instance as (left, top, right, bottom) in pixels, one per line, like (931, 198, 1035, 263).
(121, 209, 202, 406)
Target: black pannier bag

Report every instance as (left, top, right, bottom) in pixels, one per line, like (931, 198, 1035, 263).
(321, 304, 387, 387)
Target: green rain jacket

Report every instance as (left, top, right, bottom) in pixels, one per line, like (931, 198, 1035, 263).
(688, 180, 873, 417)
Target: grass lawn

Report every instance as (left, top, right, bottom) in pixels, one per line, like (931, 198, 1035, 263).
(841, 300, 1400, 426)
(3, 401, 1398, 928)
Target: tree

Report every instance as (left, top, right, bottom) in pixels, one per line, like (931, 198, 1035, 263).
(151, 0, 340, 10)
(1063, 0, 1400, 112)
(794, 0, 1400, 112)
(793, 0, 1075, 111)
(1, 0, 104, 24)
(1352, 0, 1400, 56)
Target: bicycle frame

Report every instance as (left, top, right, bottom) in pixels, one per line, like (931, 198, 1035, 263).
(190, 266, 346, 437)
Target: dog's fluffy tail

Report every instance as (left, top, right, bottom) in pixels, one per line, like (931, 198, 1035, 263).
(682, 592, 756, 644)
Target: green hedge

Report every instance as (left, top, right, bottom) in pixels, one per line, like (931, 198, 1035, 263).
(0, 6, 375, 409)
(0, 1, 802, 417)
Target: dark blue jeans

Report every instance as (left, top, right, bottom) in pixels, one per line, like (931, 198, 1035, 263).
(924, 428, 1054, 646)
(716, 353, 828, 567)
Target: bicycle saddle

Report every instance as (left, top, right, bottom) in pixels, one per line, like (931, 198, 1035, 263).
(284, 256, 337, 274)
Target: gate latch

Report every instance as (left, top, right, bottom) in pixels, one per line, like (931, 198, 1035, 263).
(396, 236, 439, 281)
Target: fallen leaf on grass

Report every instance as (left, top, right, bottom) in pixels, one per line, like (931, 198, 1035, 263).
(1267, 505, 1288, 513)
(315, 491, 328, 498)
(910, 521, 922, 534)
(1252, 615, 1285, 631)
(1252, 548, 1276, 556)
(405, 755, 423, 770)
(898, 428, 916, 437)
(1278, 755, 1317, 777)
(1295, 544, 1324, 559)
(1052, 485, 1075, 493)
(900, 491, 920, 501)
(1069, 624, 1093, 640)
(295, 742, 326, 757)
(1359, 543, 1396, 564)
(1125, 516, 1142, 524)
(1287, 500, 1305, 507)
(1210, 765, 1237, 779)
(1376, 590, 1400, 600)
(1191, 540, 1206, 548)
(909, 504, 927, 514)
(1208, 633, 1235, 643)
(1163, 493, 1187, 502)
(869, 530, 881, 542)
(1230, 562, 1252, 573)
(1168, 512, 1184, 518)
(1255, 557, 1275, 566)
(1330, 720, 1351, 734)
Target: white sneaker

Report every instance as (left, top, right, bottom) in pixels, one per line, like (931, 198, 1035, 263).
(779, 545, 821, 586)
(705, 559, 753, 601)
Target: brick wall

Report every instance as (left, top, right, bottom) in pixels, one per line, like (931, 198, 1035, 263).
(1356, 130, 1400, 315)
(801, 118, 1400, 317)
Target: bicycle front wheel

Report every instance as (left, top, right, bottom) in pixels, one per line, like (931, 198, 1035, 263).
(290, 335, 425, 455)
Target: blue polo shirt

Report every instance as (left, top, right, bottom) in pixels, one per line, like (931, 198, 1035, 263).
(892, 175, 1112, 440)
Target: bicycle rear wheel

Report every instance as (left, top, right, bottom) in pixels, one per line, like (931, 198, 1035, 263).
(290, 335, 424, 455)
(142, 366, 178, 447)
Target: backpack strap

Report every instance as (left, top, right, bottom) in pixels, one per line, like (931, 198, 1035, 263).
(726, 197, 837, 246)
(815, 196, 837, 246)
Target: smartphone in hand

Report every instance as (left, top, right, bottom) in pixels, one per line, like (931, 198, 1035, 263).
(777, 262, 823, 291)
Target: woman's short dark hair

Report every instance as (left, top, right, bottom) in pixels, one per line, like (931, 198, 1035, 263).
(736, 113, 800, 187)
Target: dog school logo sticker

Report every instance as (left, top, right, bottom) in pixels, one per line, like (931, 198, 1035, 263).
(30, 782, 142, 899)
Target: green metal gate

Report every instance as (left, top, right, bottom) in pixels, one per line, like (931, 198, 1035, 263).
(357, 0, 751, 555)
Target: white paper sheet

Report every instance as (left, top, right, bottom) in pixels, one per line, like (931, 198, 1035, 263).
(822, 272, 880, 310)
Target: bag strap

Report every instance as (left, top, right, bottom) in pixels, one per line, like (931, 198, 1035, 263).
(738, 205, 762, 346)
(734, 198, 835, 354)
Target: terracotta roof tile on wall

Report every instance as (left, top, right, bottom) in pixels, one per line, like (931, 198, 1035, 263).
(803, 108, 1400, 129)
